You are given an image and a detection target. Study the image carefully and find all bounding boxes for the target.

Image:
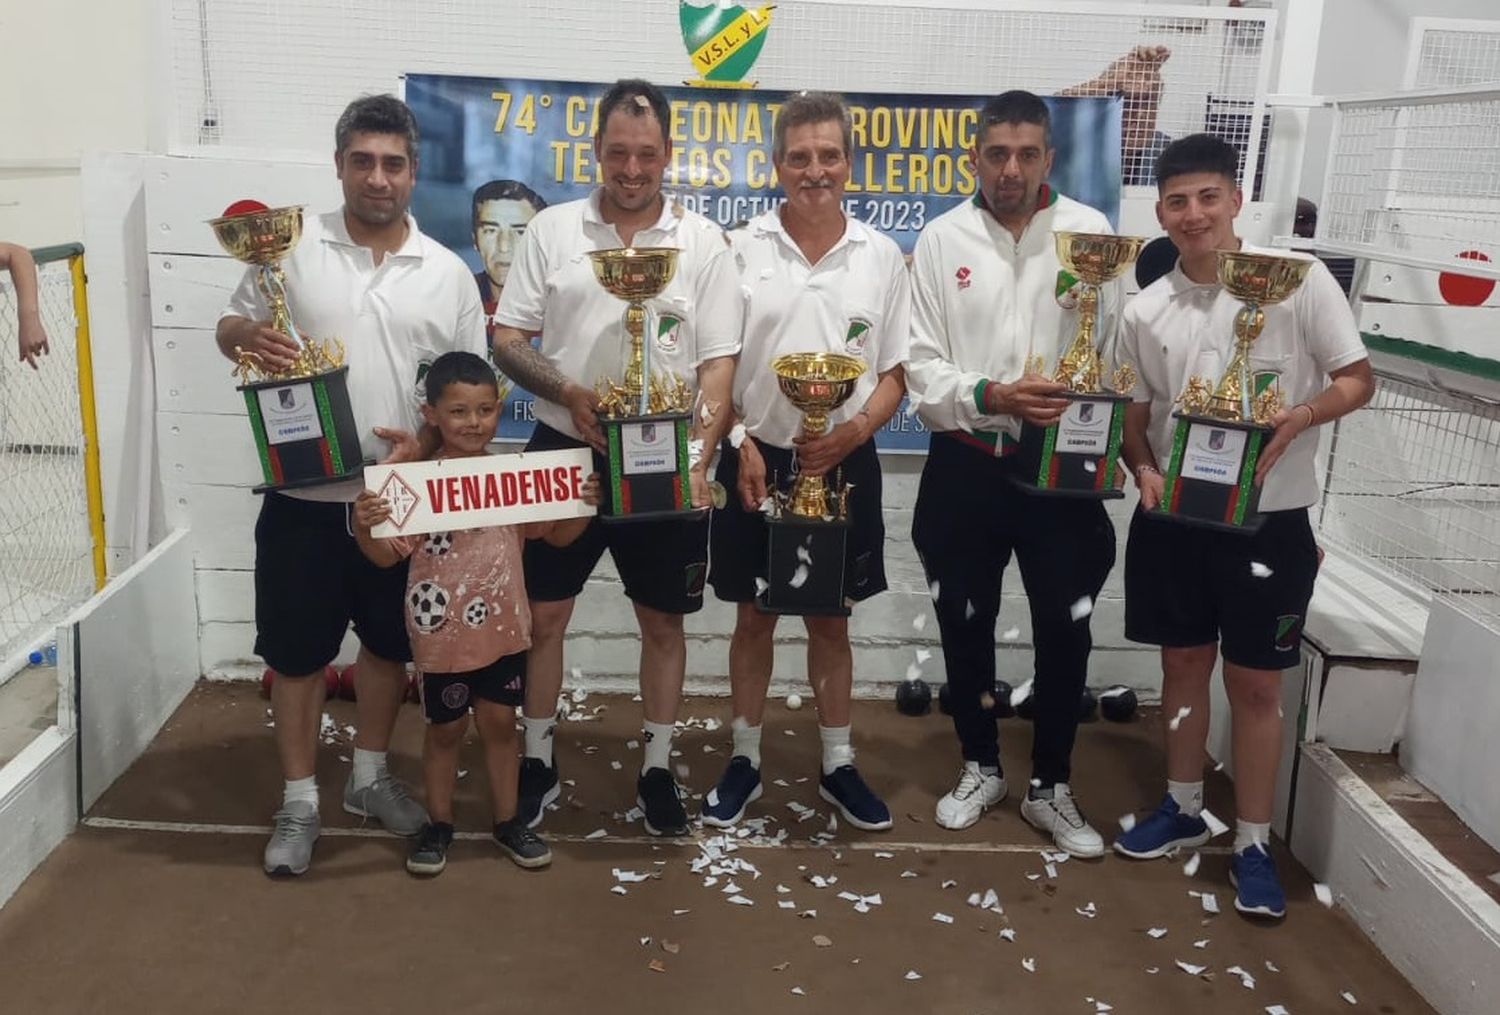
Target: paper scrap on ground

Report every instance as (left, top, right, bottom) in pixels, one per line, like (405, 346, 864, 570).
(1315, 883, 1334, 907)
(904, 971, 922, 981)
(1201, 808, 1230, 838)
(1184, 852, 1202, 877)
(932, 912, 955, 924)
(1021, 957, 1036, 972)
(1201, 893, 1220, 915)
(1148, 927, 1168, 939)
(1226, 966, 1256, 990)
(1176, 960, 1208, 976)
(1342, 991, 1357, 1004)
(913, 614, 927, 631)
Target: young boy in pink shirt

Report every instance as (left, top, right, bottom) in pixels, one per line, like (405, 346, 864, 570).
(355, 351, 596, 875)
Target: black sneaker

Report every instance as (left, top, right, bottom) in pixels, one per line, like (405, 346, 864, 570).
(637, 766, 689, 836)
(494, 818, 553, 869)
(517, 757, 560, 830)
(700, 756, 763, 827)
(818, 765, 893, 831)
(406, 821, 453, 876)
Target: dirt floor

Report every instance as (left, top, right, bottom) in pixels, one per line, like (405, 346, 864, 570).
(0, 682, 1433, 1014)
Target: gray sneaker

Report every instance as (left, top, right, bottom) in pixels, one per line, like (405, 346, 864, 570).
(343, 771, 428, 836)
(264, 800, 321, 876)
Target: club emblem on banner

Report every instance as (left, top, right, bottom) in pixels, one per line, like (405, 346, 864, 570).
(680, 1, 776, 88)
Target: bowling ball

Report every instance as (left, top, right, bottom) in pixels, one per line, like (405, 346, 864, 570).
(260, 668, 275, 698)
(991, 680, 1016, 719)
(338, 663, 358, 701)
(895, 678, 932, 716)
(1099, 685, 1138, 723)
(937, 682, 953, 716)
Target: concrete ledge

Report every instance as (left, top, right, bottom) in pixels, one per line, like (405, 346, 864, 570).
(0, 728, 77, 910)
(1290, 742, 1500, 1015)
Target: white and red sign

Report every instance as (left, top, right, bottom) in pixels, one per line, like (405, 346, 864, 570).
(364, 448, 595, 538)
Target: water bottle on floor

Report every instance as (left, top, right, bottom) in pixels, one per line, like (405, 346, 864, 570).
(28, 643, 57, 667)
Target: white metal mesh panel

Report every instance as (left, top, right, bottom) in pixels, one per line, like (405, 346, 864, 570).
(166, 0, 1274, 189)
(1413, 27, 1500, 89)
(1316, 87, 1500, 277)
(1317, 370, 1500, 634)
(0, 259, 94, 676)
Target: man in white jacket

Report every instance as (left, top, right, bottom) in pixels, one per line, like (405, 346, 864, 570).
(906, 90, 1120, 857)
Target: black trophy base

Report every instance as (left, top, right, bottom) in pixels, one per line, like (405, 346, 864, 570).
(1012, 391, 1128, 499)
(756, 515, 851, 617)
(240, 366, 365, 495)
(601, 411, 700, 524)
(1157, 413, 1271, 534)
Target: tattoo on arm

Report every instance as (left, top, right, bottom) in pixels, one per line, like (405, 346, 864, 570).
(494, 340, 571, 403)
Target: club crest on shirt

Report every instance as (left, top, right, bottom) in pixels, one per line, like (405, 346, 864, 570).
(1055, 269, 1081, 310)
(656, 313, 684, 353)
(955, 266, 972, 291)
(845, 319, 872, 356)
(412, 357, 434, 403)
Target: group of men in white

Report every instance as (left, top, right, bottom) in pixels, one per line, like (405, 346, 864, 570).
(219, 80, 1372, 921)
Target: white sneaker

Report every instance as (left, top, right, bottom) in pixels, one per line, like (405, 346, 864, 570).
(935, 761, 1008, 830)
(1019, 783, 1104, 858)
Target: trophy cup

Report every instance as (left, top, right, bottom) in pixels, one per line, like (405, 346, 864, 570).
(1158, 250, 1312, 533)
(758, 352, 867, 617)
(209, 201, 365, 494)
(1014, 231, 1145, 498)
(587, 247, 698, 522)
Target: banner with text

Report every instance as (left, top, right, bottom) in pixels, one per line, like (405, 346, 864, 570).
(407, 73, 1122, 452)
(365, 449, 596, 538)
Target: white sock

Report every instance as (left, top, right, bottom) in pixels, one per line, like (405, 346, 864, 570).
(522, 714, 557, 765)
(351, 748, 386, 789)
(642, 720, 674, 774)
(283, 776, 318, 807)
(819, 724, 854, 776)
(1167, 779, 1204, 817)
(731, 718, 762, 768)
(1234, 820, 1271, 854)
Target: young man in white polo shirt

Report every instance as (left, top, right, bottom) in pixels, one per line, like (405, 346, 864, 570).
(217, 94, 487, 876)
(699, 91, 910, 832)
(907, 90, 1121, 857)
(492, 79, 741, 837)
(1113, 134, 1374, 918)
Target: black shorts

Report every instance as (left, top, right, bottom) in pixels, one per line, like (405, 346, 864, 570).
(521, 423, 708, 614)
(420, 651, 527, 724)
(1124, 506, 1319, 671)
(708, 436, 888, 604)
(254, 492, 411, 676)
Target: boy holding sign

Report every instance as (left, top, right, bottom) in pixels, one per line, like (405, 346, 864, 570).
(355, 352, 598, 876)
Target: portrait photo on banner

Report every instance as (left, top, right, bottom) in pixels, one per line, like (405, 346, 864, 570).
(405, 74, 1123, 449)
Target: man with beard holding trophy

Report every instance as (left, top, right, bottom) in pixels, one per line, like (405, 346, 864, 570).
(699, 92, 910, 832)
(215, 95, 486, 875)
(907, 91, 1122, 856)
(1112, 134, 1372, 918)
(491, 79, 741, 837)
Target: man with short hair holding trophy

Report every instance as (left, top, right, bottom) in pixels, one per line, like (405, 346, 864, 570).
(215, 95, 487, 876)
(1112, 134, 1373, 919)
(491, 79, 740, 837)
(699, 91, 910, 832)
(908, 91, 1128, 856)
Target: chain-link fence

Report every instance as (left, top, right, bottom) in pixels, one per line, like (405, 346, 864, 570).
(0, 246, 104, 682)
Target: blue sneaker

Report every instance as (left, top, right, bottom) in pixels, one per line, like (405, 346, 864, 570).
(1230, 843, 1287, 918)
(701, 756, 763, 827)
(818, 765, 892, 831)
(1113, 794, 1211, 859)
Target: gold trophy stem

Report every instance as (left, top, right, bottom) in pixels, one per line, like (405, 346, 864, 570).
(256, 265, 305, 350)
(1206, 304, 1265, 421)
(1053, 283, 1102, 391)
(623, 301, 647, 413)
(791, 408, 833, 517)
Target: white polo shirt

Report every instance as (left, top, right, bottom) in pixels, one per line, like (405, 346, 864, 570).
(1116, 243, 1368, 512)
(906, 188, 1121, 452)
(221, 208, 486, 502)
(730, 211, 912, 449)
(494, 191, 743, 441)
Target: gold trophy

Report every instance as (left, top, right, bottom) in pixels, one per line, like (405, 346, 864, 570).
(1159, 249, 1313, 532)
(208, 202, 364, 493)
(587, 246, 697, 520)
(759, 352, 866, 616)
(1016, 231, 1146, 498)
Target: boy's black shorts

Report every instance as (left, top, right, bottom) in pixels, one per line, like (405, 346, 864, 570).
(1124, 506, 1319, 671)
(420, 650, 527, 724)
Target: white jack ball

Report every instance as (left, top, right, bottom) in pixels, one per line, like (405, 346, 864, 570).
(785, 693, 803, 710)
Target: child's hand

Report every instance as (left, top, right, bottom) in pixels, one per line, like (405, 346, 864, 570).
(579, 471, 604, 507)
(354, 490, 392, 530)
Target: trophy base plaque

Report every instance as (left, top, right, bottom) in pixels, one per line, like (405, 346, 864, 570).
(601, 411, 697, 523)
(1014, 391, 1128, 499)
(240, 366, 366, 494)
(1157, 412, 1270, 533)
(756, 515, 852, 617)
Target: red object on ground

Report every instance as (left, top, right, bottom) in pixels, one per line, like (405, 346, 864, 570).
(324, 665, 340, 700)
(1437, 250, 1496, 306)
(222, 199, 270, 218)
(260, 668, 275, 699)
(338, 664, 358, 702)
